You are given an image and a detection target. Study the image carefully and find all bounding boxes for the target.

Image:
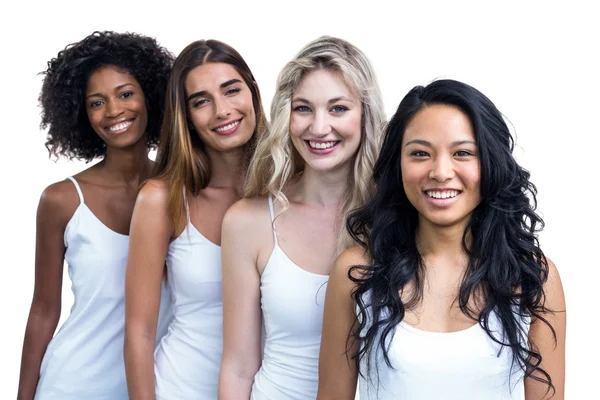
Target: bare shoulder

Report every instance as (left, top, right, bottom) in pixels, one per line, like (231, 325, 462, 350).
(135, 178, 170, 209)
(543, 257, 566, 309)
(331, 245, 371, 286)
(222, 196, 270, 233)
(38, 179, 80, 224)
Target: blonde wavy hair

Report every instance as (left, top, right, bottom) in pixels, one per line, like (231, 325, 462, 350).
(245, 36, 386, 250)
(153, 40, 268, 232)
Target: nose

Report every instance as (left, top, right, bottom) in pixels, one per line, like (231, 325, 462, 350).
(105, 98, 124, 118)
(214, 95, 231, 120)
(309, 110, 332, 136)
(429, 154, 455, 182)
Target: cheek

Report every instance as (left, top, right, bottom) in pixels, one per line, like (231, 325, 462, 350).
(462, 163, 481, 189)
(137, 99, 148, 116)
(401, 162, 426, 193)
(339, 113, 362, 140)
(188, 110, 208, 132)
(289, 115, 304, 138)
(86, 110, 101, 129)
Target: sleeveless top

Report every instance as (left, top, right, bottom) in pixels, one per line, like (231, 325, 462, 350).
(358, 292, 530, 400)
(154, 192, 223, 399)
(251, 195, 329, 400)
(35, 177, 172, 400)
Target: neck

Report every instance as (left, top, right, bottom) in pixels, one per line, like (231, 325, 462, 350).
(206, 147, 245, 192)
(99, 141, 152, 186)
(416, 216, 471, 263)
(291, 163, 351, 208)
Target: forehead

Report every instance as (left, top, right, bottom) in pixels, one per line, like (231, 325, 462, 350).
(86, 65, 139, 93)
(293, 68, 357, 100)
(185, 62, 245, 93)
(403, 104, 475, 144)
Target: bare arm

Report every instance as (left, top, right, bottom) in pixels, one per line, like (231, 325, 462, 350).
(17, 183, 75, 400)
(218, 200, 264, 400)
(317, 247, 366, 400)
(525, 258, 566, 400)
(124, 180, 173, 400)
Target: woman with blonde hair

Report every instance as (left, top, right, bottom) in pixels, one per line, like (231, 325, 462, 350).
(124, 39, 267, 399)
(219, 36, 386, 400)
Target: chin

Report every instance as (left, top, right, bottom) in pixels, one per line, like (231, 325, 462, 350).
(421, 211, 473, 229)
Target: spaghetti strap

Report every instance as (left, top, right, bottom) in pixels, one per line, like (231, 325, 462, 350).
(183, 187, 191, 223)
(267, 194, 278, 246)
(67, 176, 84, 204)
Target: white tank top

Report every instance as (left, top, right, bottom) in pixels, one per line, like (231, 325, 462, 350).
(35, 177, 172, 400)
(251, 195, 329, 400)
(154, 193, 223, 400)
(358, 293, 530, 400)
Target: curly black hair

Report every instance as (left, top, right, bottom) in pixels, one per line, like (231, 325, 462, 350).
(348, 80, 555, 394)
(40, 31, 174, 161)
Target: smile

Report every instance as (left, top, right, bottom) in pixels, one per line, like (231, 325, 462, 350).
(426, 190, 460, 199)
(106, 120, 133, 133)
(307, 140, 338, 149)
(214, 119, 241, 133)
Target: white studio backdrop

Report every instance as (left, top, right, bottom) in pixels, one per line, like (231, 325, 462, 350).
(0, 0, 597, 397)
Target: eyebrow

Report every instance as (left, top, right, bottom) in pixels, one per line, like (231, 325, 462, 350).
(187, 78, 243, 102)
(86, 83, 135, 99)
(292, 96, 355, 104)
(404, 139, 476, 147)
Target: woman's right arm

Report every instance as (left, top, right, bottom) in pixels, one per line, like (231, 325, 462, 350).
(218, 200, 263, 400)
(18, 183, 74, 400)
(317, 247, 365, 400)
(124, 180, 173, 400)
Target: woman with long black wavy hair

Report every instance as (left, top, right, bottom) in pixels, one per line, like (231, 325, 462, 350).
(317, 79, 566, 399)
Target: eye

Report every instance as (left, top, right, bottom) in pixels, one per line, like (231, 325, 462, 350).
(192, 98, 208, 108)
(293, 105, 311, 113)
(89, 100, 103, 108)
(330, 105, 348, 113)
(411, 150, 429, 157)
(120, 91, 134, 99)
(454, 150, 474, 157)
(225, 87, 241, 96)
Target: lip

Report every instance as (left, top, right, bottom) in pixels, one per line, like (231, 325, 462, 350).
(304, 139, 340, 155)
(213, 119, 242, 135)
(105, 118, 135, 135)
(424, 189, 462, 207)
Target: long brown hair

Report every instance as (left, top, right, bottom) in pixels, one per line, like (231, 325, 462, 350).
(153, 40, 268, 232)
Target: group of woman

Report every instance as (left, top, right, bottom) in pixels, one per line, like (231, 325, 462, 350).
(17, 30, 565, 400)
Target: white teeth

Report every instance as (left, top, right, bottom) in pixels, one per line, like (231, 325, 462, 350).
(308, 141, 337, 149)
(426, 190, 459, 199)
(215, 120, 240, 132)
(108, 121, 132, 132)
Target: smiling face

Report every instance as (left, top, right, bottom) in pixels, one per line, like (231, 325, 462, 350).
(85, 65, 148, 149)
(185, 62, 256, 153)
(289, 68, 362, 174)
(401, 104, 481, 229)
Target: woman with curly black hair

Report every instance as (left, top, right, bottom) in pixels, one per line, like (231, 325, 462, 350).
(317, 79, 566, 399)
(17, 31, 174, 400)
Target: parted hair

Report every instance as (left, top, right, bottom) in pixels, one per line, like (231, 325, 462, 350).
(244, 36, 386, 251)
(152, 39, 268, 232)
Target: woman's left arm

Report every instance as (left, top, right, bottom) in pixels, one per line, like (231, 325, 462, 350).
(525, 258, 566, 400)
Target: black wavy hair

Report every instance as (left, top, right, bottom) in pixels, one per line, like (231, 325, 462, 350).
(347, 79, 554, 394)
(39, 31, 174, 161)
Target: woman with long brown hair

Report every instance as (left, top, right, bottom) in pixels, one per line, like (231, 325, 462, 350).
(124, 39, 267, 400)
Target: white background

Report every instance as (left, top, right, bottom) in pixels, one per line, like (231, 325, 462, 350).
(1, 0, 597, 397)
